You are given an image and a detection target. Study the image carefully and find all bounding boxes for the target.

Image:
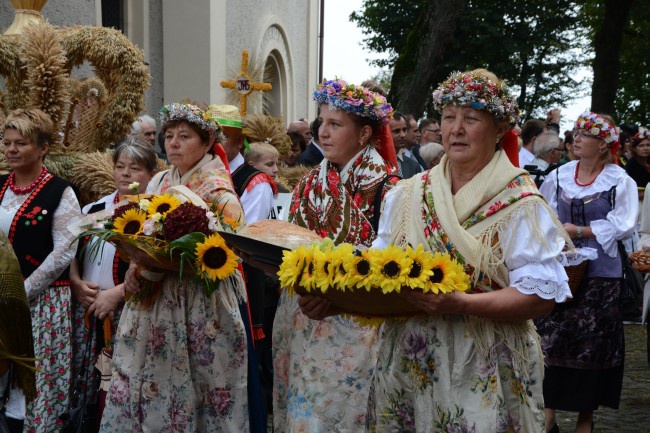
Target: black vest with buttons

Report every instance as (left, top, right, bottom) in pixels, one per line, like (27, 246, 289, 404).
(0, 174, 72, 283)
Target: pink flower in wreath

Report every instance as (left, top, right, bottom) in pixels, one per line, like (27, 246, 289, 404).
(486, 201, 506, 216)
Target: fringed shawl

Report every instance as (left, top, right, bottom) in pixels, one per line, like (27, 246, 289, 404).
(388, 150, 570, 377)
(289, 146, 395, 246)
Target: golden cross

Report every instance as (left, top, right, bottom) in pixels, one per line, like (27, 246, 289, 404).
(220, 49, 272, 117)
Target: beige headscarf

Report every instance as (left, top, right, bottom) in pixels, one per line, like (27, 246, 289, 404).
(0, 231, 36, 401)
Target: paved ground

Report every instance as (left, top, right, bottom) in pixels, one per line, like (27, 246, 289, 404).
(555, 323, 650, 433)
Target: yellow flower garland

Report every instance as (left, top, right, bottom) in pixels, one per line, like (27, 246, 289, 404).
(278, 241, 470, 296)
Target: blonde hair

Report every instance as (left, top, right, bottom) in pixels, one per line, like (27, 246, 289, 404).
(3, 108, 54, 148)
(244, 141, 279, 164)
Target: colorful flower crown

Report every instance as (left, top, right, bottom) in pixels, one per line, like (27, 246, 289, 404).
(160, 103, 224, 139)
(574, 111, 618, 144)
(313, 79, 394, 126)
(431, 71, 521, 125)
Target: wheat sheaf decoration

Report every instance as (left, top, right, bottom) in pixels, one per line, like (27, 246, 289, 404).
(0, 14, 151, 205)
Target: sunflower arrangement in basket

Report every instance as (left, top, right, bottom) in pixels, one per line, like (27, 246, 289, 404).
(76, 183, 240, 304)
(278, 240, 470, 297)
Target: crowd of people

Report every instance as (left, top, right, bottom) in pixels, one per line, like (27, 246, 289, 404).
(0, 67, 647, 433)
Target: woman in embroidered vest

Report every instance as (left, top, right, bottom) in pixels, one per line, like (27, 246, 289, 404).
(536, 112, 637, 433)
(100, 103, 250, 432)
(69, 137, 157, 418)
(366, 69, 573, 433)
(272, 79, 398, 432)
(0, 108, 81, 433)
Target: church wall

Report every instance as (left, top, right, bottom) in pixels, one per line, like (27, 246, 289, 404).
(0, 0, 319, 128)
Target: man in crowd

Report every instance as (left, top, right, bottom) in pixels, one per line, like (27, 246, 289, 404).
(519, 119, 546, 167)
(527, 131, 562, 186)
(404, 114, 426, 170)
(419, 118, 442, 145)
(390, 112, 420, 179)
(130, 114, 158, 147)
(297, 117, 324, 167)
(287, 119, 312, 144)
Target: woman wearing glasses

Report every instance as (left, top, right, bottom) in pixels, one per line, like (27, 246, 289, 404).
(536, 112, 638, 433)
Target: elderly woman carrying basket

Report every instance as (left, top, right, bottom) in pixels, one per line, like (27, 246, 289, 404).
(100, 103, 250, 432)
(366, 69, 575, 433)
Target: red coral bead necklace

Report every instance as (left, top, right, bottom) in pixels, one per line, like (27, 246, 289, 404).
(8, 166, 49, 195)
(573, 160, 603, 187)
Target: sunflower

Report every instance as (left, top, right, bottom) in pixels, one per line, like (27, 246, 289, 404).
(342, 248, 377, 291)
(112, 208, 147, 236)
(313, 242, 338, 293)
(195, 234, 238, 281)
(297, 245, 319, 292)
(370, 245, 412, 294)
(425, 252, 470, 294)
(277, 246, 308, 290)
(404, 244, 435, 289)
(147, 194, 182, 218)
(330, 243, 355, 288)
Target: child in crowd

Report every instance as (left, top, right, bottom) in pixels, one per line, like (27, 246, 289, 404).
(245, 141, 280, 182)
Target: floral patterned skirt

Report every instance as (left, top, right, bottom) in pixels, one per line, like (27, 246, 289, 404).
(368, 315, 545, 433)
(273, 291, 381, 432)
(24, 286, 72, 433)
(99, 275, 249, 433)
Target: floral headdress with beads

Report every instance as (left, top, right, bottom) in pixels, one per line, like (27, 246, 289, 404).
(159, 103, 225, 143)
(313, 79, 394, 126)
(574, 111, 619, 144)
(431, 71, 521, 125)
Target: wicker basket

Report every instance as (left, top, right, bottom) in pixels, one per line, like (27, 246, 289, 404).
(565, 261, 588, 297)
(629, 250, 650, 273)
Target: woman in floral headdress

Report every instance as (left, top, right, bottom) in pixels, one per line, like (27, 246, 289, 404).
(366, 69, 575, 433)
(100, 103, 250, 432)
(272, 78, 398, 432)
(536, 112, 637, 433)
(625, 129, 650, 200)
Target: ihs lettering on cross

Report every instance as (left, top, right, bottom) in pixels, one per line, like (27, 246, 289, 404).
(219, 49, 272, 117)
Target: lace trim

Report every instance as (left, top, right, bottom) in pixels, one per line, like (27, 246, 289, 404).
(512, 275, 571, 302)
(557, 247, 598, 266)
(556, 161, 628, 197)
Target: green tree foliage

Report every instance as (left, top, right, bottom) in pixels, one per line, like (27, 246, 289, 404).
(611, 0, 647, 124)
(351, 0, 587, 120)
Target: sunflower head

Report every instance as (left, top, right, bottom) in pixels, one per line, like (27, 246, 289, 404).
(148, 194, 182, 217)
(298, 245, 319, 292)
(425, 252, 470, 294)
(112, 208, 148, 236)
(278, 246, 308, 291)
(404, 244, 435, 289)
(195, 234, 239, 281)
(343, 249, 376, 291)
(370, 245, 412, 293)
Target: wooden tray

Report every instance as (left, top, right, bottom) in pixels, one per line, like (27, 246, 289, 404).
(294, 285, 424, 317)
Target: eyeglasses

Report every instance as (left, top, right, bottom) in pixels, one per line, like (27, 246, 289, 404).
(554, 147, 566, 152)
(423, 128, 441, 134)
(572, 131, 599, 140)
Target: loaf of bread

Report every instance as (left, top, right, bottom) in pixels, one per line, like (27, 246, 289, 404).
(238, 219, 322, 250)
